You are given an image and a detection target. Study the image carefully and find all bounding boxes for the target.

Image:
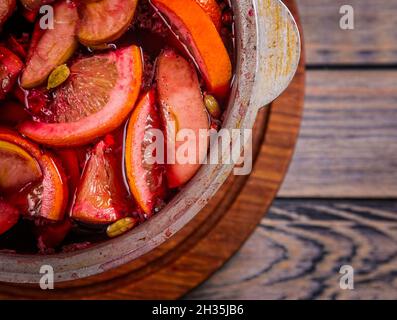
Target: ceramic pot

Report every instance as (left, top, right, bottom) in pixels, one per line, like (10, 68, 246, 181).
(0, 0, 300, 284)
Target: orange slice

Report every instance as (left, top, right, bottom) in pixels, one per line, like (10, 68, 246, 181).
(125, 89, 166, 215)
(78, 0, 139, 46)
(19, 46, 142, 147)
(20, 0, 78, 89)
(194, 0, 222, 30)
(151, 0, 232, 97)
(0, 128, 68, 221)
(0, 140, 41, 191)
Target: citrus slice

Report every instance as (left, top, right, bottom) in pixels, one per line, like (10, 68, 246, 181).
(0, 46, 23, 100)
(19, 46, 143, 147)
(194, 0, 222, 30)
(0, 199, 19, 235)
(0, 128, 68, 221)
(125, 89, 166, 215)
(0, 0, 15, 27)
(156, 49, 209, 188)
(0, 140, 42, 191)
(20, 0, 78, 89)
(78, 0, 139, 46)
(151, 0, 232, 97)
(71, 139, 129, 224)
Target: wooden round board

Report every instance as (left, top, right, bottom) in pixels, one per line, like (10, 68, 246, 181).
(0, 0, 305, 300)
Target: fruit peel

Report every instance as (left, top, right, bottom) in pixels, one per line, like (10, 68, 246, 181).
(0, 140, 42, 191)
(20, 0, 78, 89)
(156, 49, 209, 188)
(78, 0, 139, 46)
(151, 0, 232, 97)
(19, 46, 143, 147)
(125, 89, 166, 215)
(0, 46, 23, 100)
(0, 128, 68, 221)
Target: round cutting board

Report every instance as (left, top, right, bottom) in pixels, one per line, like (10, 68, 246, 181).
(0, 0, 305, 299)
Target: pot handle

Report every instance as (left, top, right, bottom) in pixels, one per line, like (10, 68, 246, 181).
(251, 0, 301, 109)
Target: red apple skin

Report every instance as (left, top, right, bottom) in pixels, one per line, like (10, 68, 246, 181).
(156, 49, 209, 188)
(20, 0, 79, 89)
(0, 46, 23, 100)
(0, 199, 20, 235)
(151, 0, 232, 98)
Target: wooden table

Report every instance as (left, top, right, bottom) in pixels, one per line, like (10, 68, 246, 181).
(186, 0, 397, 300)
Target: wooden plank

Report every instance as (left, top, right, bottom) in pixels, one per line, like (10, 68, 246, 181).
(278, 70, 397, 198)
(297, 0, 397, 65)
(186, 199, 397, 300)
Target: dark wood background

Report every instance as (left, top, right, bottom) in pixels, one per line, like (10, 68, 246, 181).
(185, 0, 397, 299)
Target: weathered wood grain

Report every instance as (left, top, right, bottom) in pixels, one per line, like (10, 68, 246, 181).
(186, 199, 397, 300)
(187, 1, 397, 300)
(297, 0, 397, 65)
(279, 70, 397, 198)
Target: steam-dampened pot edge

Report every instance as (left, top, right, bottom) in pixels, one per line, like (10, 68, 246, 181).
(0, 0, 300, 284)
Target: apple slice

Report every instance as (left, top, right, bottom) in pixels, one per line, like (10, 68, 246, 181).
(20, 0, 78, 89)
(125, 89, 166, 215)
(151, 0, 232, 97)
(0, 199, 19, 235)
(0, 46, 23, 100)
(0, 128, 68, 221)
(156, 49, 209, 188)
(0, 0, 15, 28)
(78, 0, 138, 46)
(71, 139, 130, 224)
